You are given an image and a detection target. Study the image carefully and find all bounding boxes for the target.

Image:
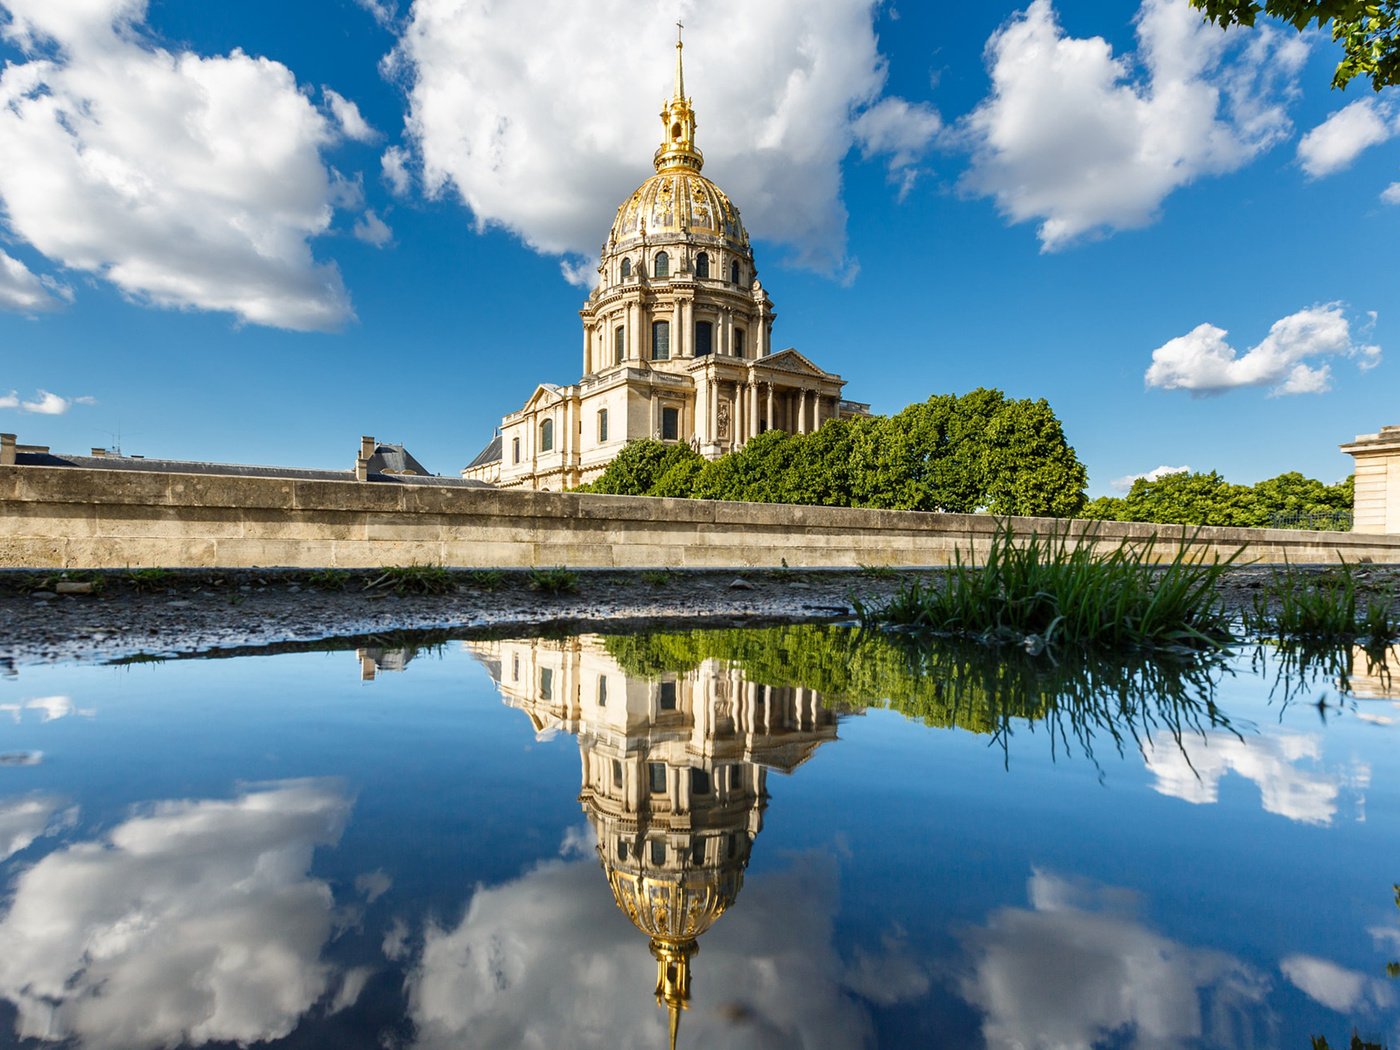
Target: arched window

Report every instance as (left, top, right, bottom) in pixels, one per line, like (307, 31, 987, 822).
(654, 251, 669, 278)
(695, 252, 709, 279)
(597, 408, 609, 443)
(613, 325, 624, 364)
(620, 258, 631, 279)
(651, 320, 670, 360)
(730, 260, 740, 285)
(694, 320, 713, 356)
(540, 418, 554, 452)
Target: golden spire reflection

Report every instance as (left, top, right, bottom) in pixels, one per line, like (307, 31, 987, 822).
(467, 634, 839, 1050)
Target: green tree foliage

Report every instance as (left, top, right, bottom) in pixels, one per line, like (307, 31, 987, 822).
(1082, 470, 1353, 528)
(575, 439, 702, 496)
(1187, 0, 1400, 90)
(584, 388, 1089, 517)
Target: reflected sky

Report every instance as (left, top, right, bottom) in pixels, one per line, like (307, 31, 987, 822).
(0, 628, 1397, 1048)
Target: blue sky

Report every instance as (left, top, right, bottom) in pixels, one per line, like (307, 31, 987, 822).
(0, 0, 1395, 497)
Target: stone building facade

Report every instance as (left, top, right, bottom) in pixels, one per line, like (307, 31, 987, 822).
(463, 35, 864, 490)
(1341, 425, 1400, 534)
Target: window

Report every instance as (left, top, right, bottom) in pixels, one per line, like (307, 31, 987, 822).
(598, 674, 608, 706)
(654, 251, 669, 278)
(648, 763, 667, 794)
(659, 680, 677, 710)
(695, 252, 709, 278)
(597, 409, 608, 444)
(733, 328, 745, 358)
(512, 436, 521, 464)
(617, 838, 628, 861)
(691, 768, 711, 794)
(650, 839, 667, 865)
(651, 320, 670, 360)
(540, 418, 554, 452)
(694, 320, 713, 357)
(539, 667, 553, 701)
(613, 325, 624, 365)
(511, 653, 519, 681)
(661, 407, 679, 442)
(730, 260, 741, 284)
(620, 257, 631, 279)
(691, 842, 705, 866)
(612, 759, 623, 788)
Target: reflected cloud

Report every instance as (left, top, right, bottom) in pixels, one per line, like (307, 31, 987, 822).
(960, 869, 1274, 1049)
(0, 779, 352, 1049)
(0, 695, 95, 723)
(405, 850, 925, 1050)
(0, 794, 66, 860)
(1141, 730, 1368, 826)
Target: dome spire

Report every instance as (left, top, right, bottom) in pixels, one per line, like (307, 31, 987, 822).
(654, 25, 703, 174)
(674, 21, 685, 100)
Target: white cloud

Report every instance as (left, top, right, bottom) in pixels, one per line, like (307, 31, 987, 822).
(1145, 304, 1382, 397)
(0, 389, 96, 414)
(0, 0, 356, 331)
(0, 795, 65, 860)
(324, 87, 378, 143)
(381, 144, 412, 196)
(961, 0, 1302, 251)
(353, 209, 393, 247)
(1142, 728, 1369, 825)
(0, 779, 352, 1049)
(0, 248, 68, 313)
(1383, 181, 1400, 205)
(851, 96, 943, 199)
(388, 0, 939, 277)
(1111, 463, 1190, 492)
(960, 869, 1272, 1048)
(1297, 98, 1398, 178)
(1281, 953, 1395, 1014)
(355, 0, 397, 28)
(406, 850, 926, 1050)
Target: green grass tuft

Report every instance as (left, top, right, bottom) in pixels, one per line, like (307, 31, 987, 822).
(467, 569, 507, 591)
(527, 566, 581, 595)
(856, 522, 1238, 652)
(1246, 563, 1397, 644)
(365, 564, 455, 596)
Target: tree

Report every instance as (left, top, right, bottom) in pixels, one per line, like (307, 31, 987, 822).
(1187, 1, 1400, 90)
(1082, 470, 1354, 527)
(576, 439, 701, 496)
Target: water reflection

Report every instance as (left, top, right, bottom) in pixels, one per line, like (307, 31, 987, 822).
(465, 635, 840, 1046)
(0, 779, 353, 1048)
(960, 869, 1275, 1048)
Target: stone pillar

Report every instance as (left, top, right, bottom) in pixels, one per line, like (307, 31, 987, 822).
(748, 380, 759, 439)
(723, 308, 734, 357)
(708, 374, 718, 443)
(581, 322, 591, 373)
(0, 433, 14, 466)
(765, 384, 774, 432)
(673, 298, 684, 359)
(798, 389, 808, 434)
(1342, 425, 1400, 533)
(627, 302, 638, 362)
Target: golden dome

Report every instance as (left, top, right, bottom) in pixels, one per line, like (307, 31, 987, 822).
(603, 863, 741, 942)
(608, 171, 748, 252)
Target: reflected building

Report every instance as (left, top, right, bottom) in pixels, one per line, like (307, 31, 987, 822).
(466, 635, 838, 1047)
(1345, 644, 1399, 700)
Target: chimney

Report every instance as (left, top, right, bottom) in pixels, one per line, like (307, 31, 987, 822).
(0, 433, 15, 466)
(356, 434, 375, 482)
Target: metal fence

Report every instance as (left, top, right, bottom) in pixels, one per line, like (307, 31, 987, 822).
(1267, 510, 1353, 532)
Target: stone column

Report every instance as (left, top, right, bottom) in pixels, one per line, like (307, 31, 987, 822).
(798, 389, 808, 434)
(748, 380, 760, 438)
(731, 384, 741, 448)
(1342, 425, 1400, 533)
(627, 302, 638, 362)
(673, 298, 684, 359)
(708, 374, 718, 443)
(765, 384, 774, 432)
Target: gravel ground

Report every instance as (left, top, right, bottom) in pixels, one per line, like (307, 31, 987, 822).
(3, 564, 1399, 669)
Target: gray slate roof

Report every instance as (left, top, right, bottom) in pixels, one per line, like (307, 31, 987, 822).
(14, 452, 493, 488)
(465, 434, 503, 469)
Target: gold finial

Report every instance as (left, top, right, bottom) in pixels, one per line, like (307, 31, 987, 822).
(674, 21, 685, 100)
(655, 25, 703, 173)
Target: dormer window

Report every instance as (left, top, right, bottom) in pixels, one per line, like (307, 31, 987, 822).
(620, 258, 631, 279)
(730, 260, 740, 284)
(696, 252, 709, 279)
(654, 251, 669, 278)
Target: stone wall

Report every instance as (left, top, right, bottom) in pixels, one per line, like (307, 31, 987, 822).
(5, 463, 1400, 569)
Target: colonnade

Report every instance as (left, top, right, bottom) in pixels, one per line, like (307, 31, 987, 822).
(701, 377, 841, 447)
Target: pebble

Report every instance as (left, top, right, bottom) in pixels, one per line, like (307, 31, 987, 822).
(55, 581, 94, 595)
(729, 578, 755, 590)
(167, 600, 192, 608)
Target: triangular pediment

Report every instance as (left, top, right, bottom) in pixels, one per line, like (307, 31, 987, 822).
(519, 383, 570, 411)
(751, 347, 834, 379)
